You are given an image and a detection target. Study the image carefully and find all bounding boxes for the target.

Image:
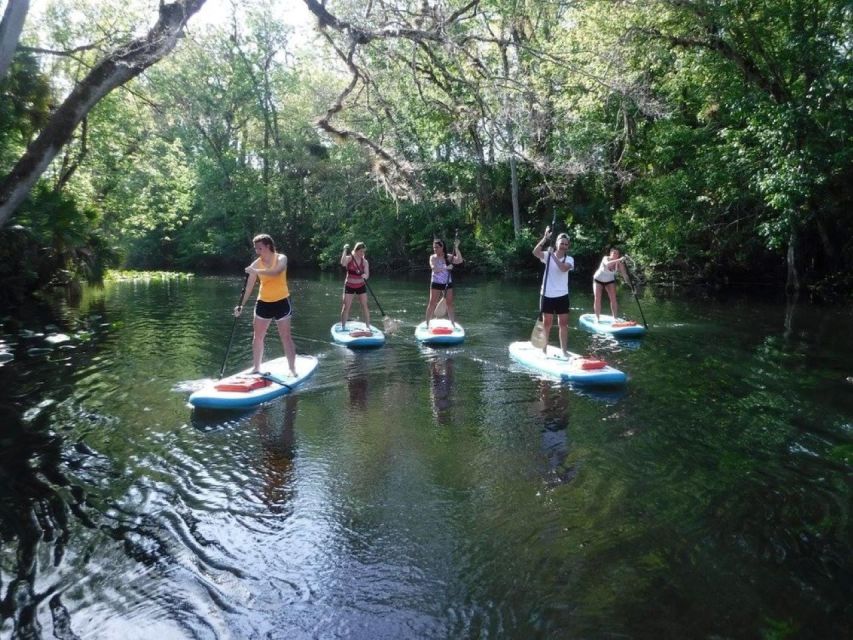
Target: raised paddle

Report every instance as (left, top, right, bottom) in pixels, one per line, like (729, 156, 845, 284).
(623, 254, 648, 329)
(434, 229, 459, 319)
(219, 273, 250, 379)
(531, 213, 557, 349)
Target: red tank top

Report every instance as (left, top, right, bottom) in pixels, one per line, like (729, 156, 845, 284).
(346, 257, 365, 287)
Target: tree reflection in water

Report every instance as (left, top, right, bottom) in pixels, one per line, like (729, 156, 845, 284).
(0, 405, 90, 639)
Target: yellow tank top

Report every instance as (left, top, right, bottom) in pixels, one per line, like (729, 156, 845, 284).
(257, 256, 289, 302)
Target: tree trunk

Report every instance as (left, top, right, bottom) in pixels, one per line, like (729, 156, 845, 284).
(0, 0, 30, 81)
(510, 151, 520, 237)
(0, 0, 207, 227)
(786, 229, 800, 293)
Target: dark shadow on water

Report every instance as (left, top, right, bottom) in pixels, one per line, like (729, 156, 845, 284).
(564, 381, 627, 404)
(189, 406, 257, 433)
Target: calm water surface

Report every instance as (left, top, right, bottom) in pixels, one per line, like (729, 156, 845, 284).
(0, 273, 850, 639)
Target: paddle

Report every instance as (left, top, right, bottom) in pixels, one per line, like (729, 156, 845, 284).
(530, 213, 557, 349)
(343, 247, 400, 334)
(623, 255, 648, 329)
(365, 280, 402, 334)
(434, 229, 459, 319)
(259, 371, 294, 390)
(219, 273, 250, 379)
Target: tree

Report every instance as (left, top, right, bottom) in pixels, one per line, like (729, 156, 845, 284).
(0, 0, 30, 81)
(0, 0, 208, 227)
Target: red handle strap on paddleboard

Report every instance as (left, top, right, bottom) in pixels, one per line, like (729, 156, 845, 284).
(215, 376, 273, 392)
(576, 358, 607, 370)
(431, 326, 454, 335)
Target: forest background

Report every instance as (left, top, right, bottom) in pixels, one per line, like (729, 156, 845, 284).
(0, 0, 850, 307)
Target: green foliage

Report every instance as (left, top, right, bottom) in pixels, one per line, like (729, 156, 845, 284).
(0, 0, 849, 299)
(1, 184, 118, 305)
(0, 51, 51, 168)
(104, 269, 194, 281)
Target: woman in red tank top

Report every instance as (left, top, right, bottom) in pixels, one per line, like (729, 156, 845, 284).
(339, 241, 371, 330)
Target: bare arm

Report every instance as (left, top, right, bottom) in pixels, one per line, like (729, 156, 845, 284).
(362, 258, 370, 279)
(252, 253, 287, 276)
(340, 244, 351, 268)
(554, 256, 573, 273)
(234, 269, 259, 316)
(533, 227, 552, 261)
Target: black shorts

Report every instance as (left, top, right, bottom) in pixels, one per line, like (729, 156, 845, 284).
(255, 297, 292, 320)
(541, 294, 570, 315)
(344, 285, 367, 295)
(431, 282, 453, 291)
(594, 278, 616, 287)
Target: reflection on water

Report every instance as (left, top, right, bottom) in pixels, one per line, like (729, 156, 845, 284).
(428, 354, 454, 426)
(0, 406, 77, 639)
(344, 352, 369, 411)
(536, 381, 576, 488)
(1, 276, 851, 639)
(255, 396, 298, 512)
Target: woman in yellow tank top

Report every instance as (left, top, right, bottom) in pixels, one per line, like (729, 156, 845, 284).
(233, 234, 297, 376)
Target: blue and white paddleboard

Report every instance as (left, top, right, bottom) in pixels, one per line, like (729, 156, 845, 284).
(578, 313, 647, 338)
(330, 322, 385, 348)
(415, 319, 465, 345)
(189, 355, 318, 409)
(508, 341, 627, 385)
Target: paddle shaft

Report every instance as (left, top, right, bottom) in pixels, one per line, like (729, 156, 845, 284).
(624, 257, 648, 328)
(364, 280, 386, 317)
(219, 273, 250, 379)
(538, 213, 557, 319)
(260, 371, 294, 391)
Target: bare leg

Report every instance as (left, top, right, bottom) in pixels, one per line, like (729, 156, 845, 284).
(275, 317, 297, 376)
(541, 313, 553, 354)
(252, 316, 272, 372)
(426, 288, 441, 326)
(358, 292, 371, 328)
(558, 313, 569, 357)
(445, 288, 456, 326)
(340, 292, 354, 328)
(593, 282, 604, 321)
(606, 283, 618, 319)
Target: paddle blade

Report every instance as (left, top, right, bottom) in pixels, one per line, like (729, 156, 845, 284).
(434, 297, 448, 318)
(383, 316, 402, 334)
(530, 317, 546, 349)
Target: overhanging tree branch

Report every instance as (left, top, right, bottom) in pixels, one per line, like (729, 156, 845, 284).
(0, 0, 207, 227)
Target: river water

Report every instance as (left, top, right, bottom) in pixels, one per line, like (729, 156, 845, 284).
(0, 273, 850, 639)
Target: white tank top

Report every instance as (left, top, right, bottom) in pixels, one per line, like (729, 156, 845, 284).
(540, 252, 574, 297)
(593, 256, 617, 283)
